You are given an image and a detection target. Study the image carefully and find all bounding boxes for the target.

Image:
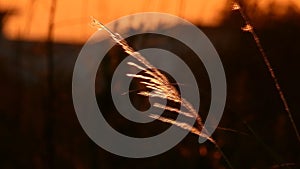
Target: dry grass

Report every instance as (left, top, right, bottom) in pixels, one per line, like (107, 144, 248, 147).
(90, 17, 208, 137)
(232, 1, 300, 143)
(90, 17, 236, 169)
(90, 2, 299, 166)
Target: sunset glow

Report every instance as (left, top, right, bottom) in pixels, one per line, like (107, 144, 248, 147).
(0, 0, 299, 43)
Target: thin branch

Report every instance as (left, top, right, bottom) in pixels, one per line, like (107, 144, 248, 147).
(232, 1, 300, 143)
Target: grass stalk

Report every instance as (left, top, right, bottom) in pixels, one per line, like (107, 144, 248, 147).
(90, 17, 235, 169)
(232, 1, 300, 143)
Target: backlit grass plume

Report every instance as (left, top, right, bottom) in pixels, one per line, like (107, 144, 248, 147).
(90, 17, 234, 169)
(90, 17, 207, 138)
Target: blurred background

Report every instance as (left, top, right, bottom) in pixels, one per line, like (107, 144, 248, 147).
(0, 0, 300, 169)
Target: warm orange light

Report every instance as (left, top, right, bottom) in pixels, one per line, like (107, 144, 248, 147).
(0, 0, 299, 43)
(199, 145, 208, 156)
(248, 0, 300, 15)
(0, 0, 229, 43)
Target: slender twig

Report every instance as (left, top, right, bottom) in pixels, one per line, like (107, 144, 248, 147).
(244, 122, 292, 169)
(45, 0, 56, 168)
(270, 163, 296, 169)
(232, 1, 300, 143)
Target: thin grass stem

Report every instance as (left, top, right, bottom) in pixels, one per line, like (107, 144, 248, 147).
(90, 17, 234, 169)
(232, 1, 300, 143)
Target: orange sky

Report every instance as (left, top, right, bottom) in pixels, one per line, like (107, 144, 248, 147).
(0, 0, 299, 43)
